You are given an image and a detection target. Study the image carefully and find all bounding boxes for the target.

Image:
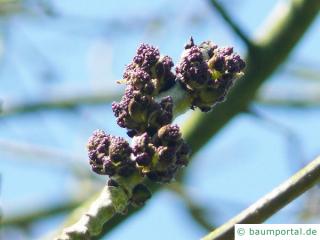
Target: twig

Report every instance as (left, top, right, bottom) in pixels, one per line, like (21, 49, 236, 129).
(256, 82, 320, 107)
(0, 88, 121, 117)
(209, 0, 253, 48)
(202, 155, 320, 240)
(2, 198, 87, 227)
(0, 138, 85, 168)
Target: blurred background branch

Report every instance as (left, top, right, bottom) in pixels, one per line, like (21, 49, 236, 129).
(202, 155, 320, 240)
(209, 0, 252, 48)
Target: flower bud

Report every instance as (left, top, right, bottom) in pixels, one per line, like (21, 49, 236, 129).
(132, 125, 190, 183)
(87, 130, 137, 178)
(122, 44, 176, 96)
(130, 184, 152, 207)
(112, 86, 173, 137)
(176, 37, 245, 111)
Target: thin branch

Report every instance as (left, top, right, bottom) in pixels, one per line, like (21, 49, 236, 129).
(0, 88, 121, 117)
(256, 82, 320, 107)
(209, 0, 253, 48)
(2, 198, 86, 227)
(202, 155, 320, 240)
(0, 138, 85, 167)
(168, 183, 215, 231)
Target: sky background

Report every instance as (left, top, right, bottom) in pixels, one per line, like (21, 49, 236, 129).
(1, 0, 320, 239)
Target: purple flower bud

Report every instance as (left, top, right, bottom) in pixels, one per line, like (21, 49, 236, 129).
(134, 44, 160, 70)
(112, 86, 173, 137)
(108, 136, 132, 163)
(130, 184, 152, 207)
(176, 38, 245, 111)
(122, 44, 176, 96)
(87, 130, 137, 178)
(156, 124, 182, 147)
(107, 179, 119, 187)
(131, 125, 188, 183)
(87, 130, 111, 175)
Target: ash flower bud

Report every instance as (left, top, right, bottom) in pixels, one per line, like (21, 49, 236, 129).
(108, 136, 132, 163)
(132, 125, 189, 183)
(130, 184, 152, 207)
(87, 130, 137, 178)
(122, 44, 176, 96)
(134, 44, 160, 69)
(176, 38, 245, 111)
(155, 124, 182, 147)
(112, 86, 173, 137)
(87, 130, 111, 174)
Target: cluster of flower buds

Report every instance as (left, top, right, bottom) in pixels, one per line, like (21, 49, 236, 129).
(87, 130, 136, 177)
(122, 44, 176, 96)
(112, 86, 173, 137)
(87, 38, 244, 207)
(176, 37, 245, 112)
(132, 124, 190, 183)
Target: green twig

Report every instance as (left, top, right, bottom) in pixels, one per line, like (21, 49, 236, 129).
(202, 156, 320, 240)
(209, 0, 253, 48)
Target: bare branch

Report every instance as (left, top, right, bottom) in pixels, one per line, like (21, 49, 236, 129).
(209, 0, 253, 48)
(202, 155, 320, 240)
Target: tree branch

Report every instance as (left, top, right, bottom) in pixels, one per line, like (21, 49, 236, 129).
(202, 155, 320, 240)
(0, 88, 121, 117)
(2, 198, 87, 227)
(209, 0, 253, 48)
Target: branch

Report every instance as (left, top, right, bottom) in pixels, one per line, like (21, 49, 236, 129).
(0, 88, 121, 117)
(255, 82, 320, 107)
(2, 198, 86, 227)
(202, 155, 320, 240)
(209, 0, 253, 48)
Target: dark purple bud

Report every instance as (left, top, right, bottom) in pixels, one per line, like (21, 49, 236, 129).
(156, 124, 182, 146)
(176, 38, 245, 111)
(87, 130, 111, 175)
(131, 184, 152, 207)
(108, 136, 132, 163)
(118, 163, 136, 177)
(134, 44, 160, 70)
(107, 179, 119, 187)
(135, 152, 151, 166)
(103, 159, 116, 176)
(158, 146, 176, 164)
